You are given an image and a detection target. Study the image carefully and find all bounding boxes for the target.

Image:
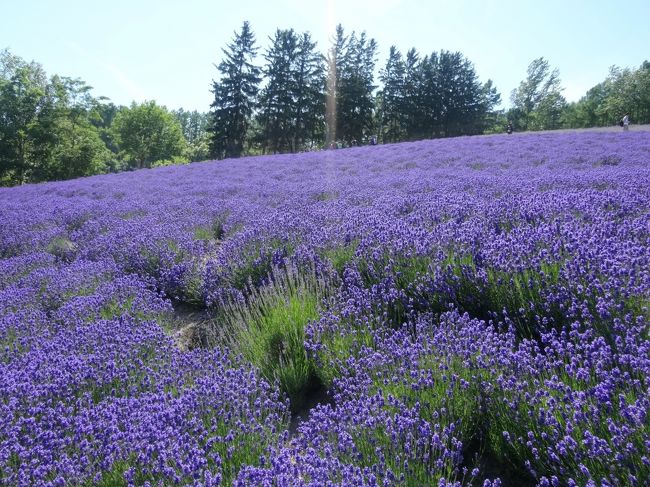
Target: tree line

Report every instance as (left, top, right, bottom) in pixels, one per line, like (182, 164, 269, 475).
(0, 49, 210, 186)
(2, 22, 650, 185)
(208, 22, 502, 158)
(208, 22, 650, 158)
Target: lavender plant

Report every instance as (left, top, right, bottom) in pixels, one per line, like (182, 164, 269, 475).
(1, 130, 648, 485)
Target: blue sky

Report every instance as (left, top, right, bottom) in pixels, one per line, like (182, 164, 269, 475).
(2, 0, 649, 111)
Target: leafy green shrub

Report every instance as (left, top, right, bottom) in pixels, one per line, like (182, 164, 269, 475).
(150, 156, 189, 168)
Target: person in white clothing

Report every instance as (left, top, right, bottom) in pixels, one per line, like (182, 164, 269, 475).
(622, 114, 629, 131)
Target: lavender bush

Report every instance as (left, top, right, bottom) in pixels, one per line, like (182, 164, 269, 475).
(1, 130, 648, 485)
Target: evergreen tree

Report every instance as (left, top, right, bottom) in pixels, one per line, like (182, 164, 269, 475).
(256, 30, 325, 153)
(378, 46, 406, 143)
(325, 25, 347, 146)
(416, 52, 441, 138)
(383, 48, 498, 141)
(402, 48, 424, 140)
(435, 51, 485, 137)
(257, 29, 299, 154)
(292, 32, 325, 151)
(209, 21, 261, 159)
(336, 29, 378, 145)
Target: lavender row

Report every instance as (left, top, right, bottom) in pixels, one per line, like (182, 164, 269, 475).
(1, 130, 649, 485)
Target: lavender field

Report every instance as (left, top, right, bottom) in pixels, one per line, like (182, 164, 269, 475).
(1, 131, 649, 486)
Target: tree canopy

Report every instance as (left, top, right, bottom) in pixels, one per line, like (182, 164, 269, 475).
(509, 57, 566, 131)
(0, 49, 113, 185)
(111, 101, 186, 169)
(3, 23, 650, 186)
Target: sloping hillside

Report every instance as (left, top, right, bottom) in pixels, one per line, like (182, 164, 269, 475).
(1, 131, 649, 486)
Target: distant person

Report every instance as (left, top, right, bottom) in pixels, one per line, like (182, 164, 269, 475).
(370, 135, 378, 146)
(622, 114, 629, 131)
(329, 141, 337, 150)
(506, 122, 513, 134)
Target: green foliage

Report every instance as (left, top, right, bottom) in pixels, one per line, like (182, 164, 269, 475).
(193, 213, 229, 242)
(354, 245, 567, 340)
(0, 49, 116, 185)
(509, 57, 566, 131)
(46, 237, 77, 260)
(193, 227, 214, 242)
(48, 117, 112, 179)
(485, 357, 648, 484)
(224, 238, 294, 291)
(321, 240, 358, 275)
(376, 47, 500, 141)
(565, 61, 650, 127)
(209, 21, 262, 159)
(111, 101, 186, 169)
(90, 394, 281, 486)
(0, 49, 49, 185)
(316, 323, 496, 485)
(377, 46, 407, 143)
(221, 266, 330, 411)
(183, 132, 211, 162)
(173, 109, 211, 162)
(256, 29, 325, 154)
(482, 262, 563, 337)
(150, 156, 189, 168)
(372, 354, 488, 478)
(327, 25, 378, 146)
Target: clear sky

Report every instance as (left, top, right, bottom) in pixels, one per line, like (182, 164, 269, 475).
(2, 0, 649, 112)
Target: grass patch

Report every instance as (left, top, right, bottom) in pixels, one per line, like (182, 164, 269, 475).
(311, 321, 377, 389)
(46, 237, 77, 259)
(322, 320, 508, 485)
(193, 212, 229, 242)
(312, 191, 339, 202)
(221, 265, 332, 411)
(0, 326, 21, 355)
(226, 238, 295, 291)
(354, 247, 567, 340)
(119, 209, 147, 220)
(481, 261, 563, 337)
(372, 353, 488, 442)
(321, 240, 359, 275)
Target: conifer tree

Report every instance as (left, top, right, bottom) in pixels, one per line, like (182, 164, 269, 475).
(292, 32, 325, 151)
(336, 29, 377, 145)
(325, 25, 347, 146)
(435, 50, 484, 137)
(393, 49, 492, 140)
(209, 21, 261, 159)
(402, 48, 423, 140)
(378, 46, 406, 143)
(258, 29, 298, 154)
(257, 30, 325, 153)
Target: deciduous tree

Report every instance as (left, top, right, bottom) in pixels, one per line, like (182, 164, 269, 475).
(111, 101, 186, 169)
(510, 57, 565, 131)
